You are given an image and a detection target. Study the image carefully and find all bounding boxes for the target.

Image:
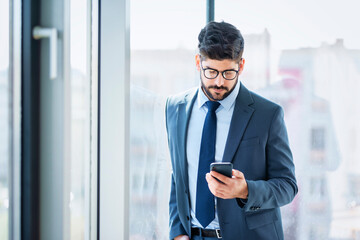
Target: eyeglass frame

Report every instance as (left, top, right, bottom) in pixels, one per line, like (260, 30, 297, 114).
(199, 57, 242, 81)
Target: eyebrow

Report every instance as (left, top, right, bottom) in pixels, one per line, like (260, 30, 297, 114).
(202, 65, 238, 71)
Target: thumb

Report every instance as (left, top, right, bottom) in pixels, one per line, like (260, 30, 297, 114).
(232, 169, 245, 179)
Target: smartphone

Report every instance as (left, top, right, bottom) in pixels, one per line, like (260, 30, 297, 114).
(210, 162, 233, 178)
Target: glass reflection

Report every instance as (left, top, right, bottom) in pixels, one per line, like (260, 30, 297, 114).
(70, 0, 91, 239)
(0, 0, 10, 239)
(215, 0, 360, 239)
(130, 0, 360, 239)
(130, 0, 205, 239)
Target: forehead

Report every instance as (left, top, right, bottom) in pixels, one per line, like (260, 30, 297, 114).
(202, 58, 239, 70)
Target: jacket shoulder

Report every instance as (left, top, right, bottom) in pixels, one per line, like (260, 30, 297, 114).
(167, 88, 197, 104)
(165, 87, 197, 128)
(166, 87, 197, 107)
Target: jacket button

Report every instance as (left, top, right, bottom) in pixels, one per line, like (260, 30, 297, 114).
(185, 190, 188, 194)
(187, 216, 190, 221)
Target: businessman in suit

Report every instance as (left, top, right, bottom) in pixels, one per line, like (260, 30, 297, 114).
(165, 21, 298, 240)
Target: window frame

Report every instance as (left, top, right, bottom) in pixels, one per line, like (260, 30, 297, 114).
(98, 0, 130, 238)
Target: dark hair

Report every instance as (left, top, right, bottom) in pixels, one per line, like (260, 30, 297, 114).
(198, 21, 244, 62)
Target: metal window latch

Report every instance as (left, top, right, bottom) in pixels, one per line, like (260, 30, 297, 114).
(32, 26, 58, 80)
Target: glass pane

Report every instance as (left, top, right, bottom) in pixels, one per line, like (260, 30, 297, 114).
(215, 0, 360, 239)
(70, 0, 91, 239)
(130, 0, 206, 239)
(0, 0, 10, 239)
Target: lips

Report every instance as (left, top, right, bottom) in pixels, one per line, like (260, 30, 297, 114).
(213, 88, 225, 94)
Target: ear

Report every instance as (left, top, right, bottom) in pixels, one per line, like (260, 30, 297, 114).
(238, 58, 245, 74)
(195, 54, 201, 71)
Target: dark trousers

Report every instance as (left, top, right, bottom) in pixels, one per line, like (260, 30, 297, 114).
(191, 235, 219, 240)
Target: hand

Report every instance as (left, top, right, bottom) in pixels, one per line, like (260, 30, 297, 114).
(205, 169, 248, 199)
(174, 235, 190, 240)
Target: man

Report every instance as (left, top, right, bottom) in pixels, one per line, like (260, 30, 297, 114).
(165, 21, 298, 240)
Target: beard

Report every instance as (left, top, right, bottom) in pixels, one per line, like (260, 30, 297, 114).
(200, 75, 239, 101)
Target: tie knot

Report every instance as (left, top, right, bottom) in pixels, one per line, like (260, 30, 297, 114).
(206, 101, 220, 112)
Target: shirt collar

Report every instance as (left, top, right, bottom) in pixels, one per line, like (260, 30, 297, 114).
(197, 80, 241, 111)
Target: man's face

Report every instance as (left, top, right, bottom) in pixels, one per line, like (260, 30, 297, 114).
(195, 54, 245, 101)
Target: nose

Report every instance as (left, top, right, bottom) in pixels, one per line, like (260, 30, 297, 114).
(214, 74, 225, 86)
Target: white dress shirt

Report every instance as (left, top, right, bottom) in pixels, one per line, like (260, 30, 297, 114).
(186, 80, 240, 229)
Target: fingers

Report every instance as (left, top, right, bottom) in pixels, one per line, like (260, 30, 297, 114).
(206, 170, 247, 199)
(206, 173, 231, 199)
(174, 235, 190, 240)
(232, 169, 245, 179)
(210, 171, 231, 184)
(205, 173, 217, 195)
(206, 173, 225, 194)
(208, 169, 245, 181)
(206, 173, 221, 187)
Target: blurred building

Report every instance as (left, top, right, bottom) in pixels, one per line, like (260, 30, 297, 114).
(0, 69, 9, 237)
(129, 85, 170, 240)
(242, 29, 271, 90)
(131, 30, 272, 96)
(69, 68, 89, 239)
(313, 39, 360, 240)
(0, 69, 9, 183)
(259, 76, 340, 240)
(131, 49, 198, 97)
(259, 39, 360, 240)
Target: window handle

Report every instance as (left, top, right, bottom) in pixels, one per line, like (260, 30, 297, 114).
(32, 26, 58, 80)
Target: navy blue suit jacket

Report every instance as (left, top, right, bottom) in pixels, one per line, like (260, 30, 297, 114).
(165, 83, 298, 240)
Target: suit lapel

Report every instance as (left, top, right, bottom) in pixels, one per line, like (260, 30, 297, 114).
(222, 83, 255, 163)
(177, 89, 198, 188)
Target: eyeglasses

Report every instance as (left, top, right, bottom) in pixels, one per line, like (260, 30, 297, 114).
(200, 61, 239, 81)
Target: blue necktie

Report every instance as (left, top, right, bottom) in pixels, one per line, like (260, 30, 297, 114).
(196, 100, 220, 228)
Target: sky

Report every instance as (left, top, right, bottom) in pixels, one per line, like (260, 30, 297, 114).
(1, 0, 360, 70)
(216, 0, 360, 50)
(130, 0, 360, 50)
(129, 0, 360, 82)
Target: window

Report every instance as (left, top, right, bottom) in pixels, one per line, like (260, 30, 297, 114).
(69, 0, 96, 238)
(103, 1, 360, 239)
(348, 174, 360, 206)
(308, 225, 327, 240)
(130, 0, 205, 238)
(311, 128, 325, 151)
(309, 176, 326, 199)
(310, 127, 326, 164)
(0, 0, 10, 238)
(215, 0, 360, 239)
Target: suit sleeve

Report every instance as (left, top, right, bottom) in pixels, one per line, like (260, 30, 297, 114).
(169, 174, 187, 239)
(239, 106, 298, 212)
(166, 97, 187, 239)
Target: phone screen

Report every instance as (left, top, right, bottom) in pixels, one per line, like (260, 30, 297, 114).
(210, 162, 233, 178)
